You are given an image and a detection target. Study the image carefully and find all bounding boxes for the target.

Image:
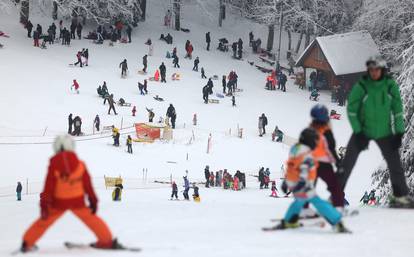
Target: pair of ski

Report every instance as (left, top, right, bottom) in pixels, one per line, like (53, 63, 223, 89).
(11, 242, 140, 255)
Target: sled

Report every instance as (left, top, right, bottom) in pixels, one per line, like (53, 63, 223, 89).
(212, 75, 219, 80)
(171, 73, 181, 81)
(208, 99, 220, 104)
(259, 56, 275, 66)
(216, 93, 225, 98)
(330, 114, 341, 120)
(118, 102, 132, 107)
(153, 96, 164, 102)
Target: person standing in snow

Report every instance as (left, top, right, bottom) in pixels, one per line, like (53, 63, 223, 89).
(204, 166, 210, 188)
(16, 182, 23, 201)
(126, 24, 132, 43)
(68, 114, 73, 134)
(183, 176, 190, 200)
(25, 20, 33, 38)
(126, 135, 133, 154)
(112, 126, 120, 146)
(337, 56, 414, 208)
(20, 135, 119, 252)
(193, 57, 200, 72)
(72, 116, 82, 136)
(279, 72, 287, 92)
(146, 108, 155, 122)
(232, 95, 236, 107)
(201, 67, 207, 79)
(70, 21, 76, 39)
(261, 114, 268, 135)
(142, 54, 148, 73)
(94, 115, 100, 132)
(119, 59, 128, 77)
(166, 104, 176, 129)
(258, 116, 264, 137)
(192, 183, 200, 201)
(76, 23, 82, 40)
(171, 181, 178, 200)
(159, 62, 167, 83)
(173, 55, 180, 68)
(33, 30, 40, 47)
(237, 38, 243, 59)
(222, 75, 227, 94)
(82, 48, 89, 66)
(205, 32, 211, 51)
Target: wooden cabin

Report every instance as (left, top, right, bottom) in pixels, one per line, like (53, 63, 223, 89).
(295, 31, 380, 91)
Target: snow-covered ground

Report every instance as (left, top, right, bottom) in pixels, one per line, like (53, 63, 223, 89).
(0, 1, 412, 256)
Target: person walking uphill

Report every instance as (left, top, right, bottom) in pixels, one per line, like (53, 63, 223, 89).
(206, 32, 211, 51)
(68, 114, 73, 134)
(337, 56, 414, 208)
(159, 62, 167, 83)
(119, 59, 128, 78)
(204, 165, 210, 188)
(166, 104, 177, 129)
(16, 182, 23, 201)
(142, 54, 148, 73)
(20, 135, 120, 253)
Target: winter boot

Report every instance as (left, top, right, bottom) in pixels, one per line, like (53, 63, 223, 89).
(334, 222, 351, 233)
(389, 196, 414, 209)
(20, 241, 38, 253)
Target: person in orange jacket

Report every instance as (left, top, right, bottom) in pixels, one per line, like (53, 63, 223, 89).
(21, 135, 119, 252)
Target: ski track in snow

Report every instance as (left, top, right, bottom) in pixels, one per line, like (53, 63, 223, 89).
(0, 1, 412, 256)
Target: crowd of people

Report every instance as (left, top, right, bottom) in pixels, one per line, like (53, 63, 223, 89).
(204, 166, 246, 191)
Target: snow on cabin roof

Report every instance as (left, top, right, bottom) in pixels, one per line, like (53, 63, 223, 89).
(296, 31, 380, 76)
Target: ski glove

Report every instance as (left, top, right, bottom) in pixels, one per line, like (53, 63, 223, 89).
(89, 198, 97, 214)
(391, 134, 403, 150)
(354, 133, 369, 150)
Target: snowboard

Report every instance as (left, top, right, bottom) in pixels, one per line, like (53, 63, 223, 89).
(262, 220, 326, 232)
(64, 242, 141, 252)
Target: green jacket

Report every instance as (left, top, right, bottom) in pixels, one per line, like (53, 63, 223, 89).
(347, 74, 405, 139)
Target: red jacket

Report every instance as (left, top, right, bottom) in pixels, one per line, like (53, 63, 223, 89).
(187, 44, 193, 54)
(73, 81, 79, 90)
(40, 151, 97, 210)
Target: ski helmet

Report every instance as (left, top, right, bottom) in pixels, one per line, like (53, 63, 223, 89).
(299, 128, 319, 150)
(310, 104, 329, 123)
(53, 134, 75, 153)
(366, 55, 386, 69)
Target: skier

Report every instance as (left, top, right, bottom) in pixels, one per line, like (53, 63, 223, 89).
(138, 82, 145, 95)
(159, 62, 167, 83)
(146, 108, 155, 122)
(126, 135, 133, 154)
(107, 94, 117, 115)
(275, 128, 349, 232)
(71, 79, 80, 94)
(204, 166, 210, 188)
(202, 85, 210, 104)
(270, 181, 278, 198)
(68, 114, 73, 134)
(132, 106, 136, 117)
(258, 167, 265, 189)
(205, 32, 211, 51)
(171, 181, 178, 200)
(119, 59, 128, 77)
(310, 88, 319, 101)
(360, 191, 369, 205)
(16, 182, 22, 201)
(368, 189, 377, 205)
(193, 57, 199, 71)
(192, 183, 200, 202)
(94, 115, 100, 132)
(183, 175, 190, 200)
(173, 55, 180, 68)
(201, 67, 207, 79)
(20, 135, 118, 252)
(25, 20, 33, 38)
(337, 56, 414, 208)
(112, 126, 120, 146)
(166, 104, 176, 129)
(142, 54, 148, 73)
(74, 51, 83, 67)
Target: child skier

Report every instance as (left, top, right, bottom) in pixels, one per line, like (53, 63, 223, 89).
(132, 106, 136, 116)
(270, 181, 278, 197)
(71, 79, 79, 94)
(126, 135, 133, 154)
(119, 59, 128, 77)
(112, 182, 123, 201)
(171, 181, 178, 200)
(192, 183, 200, 202)
(275, 128, 349, 233)
(20, 135, 120, 252)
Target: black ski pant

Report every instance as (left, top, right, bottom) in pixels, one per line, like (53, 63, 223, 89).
(161, 74, 166, 83)
(121, 69, 127, 76)
(205, 179, 210, 188)
(143, 64, 147, 73)
(207, 42, 210, 51)
(68, 124, 72, 134)
(108, 105, 117, 115)
(193, 64, 198, 71)
(171, 191, 178, 199)
(127, 144, 133, 154)
(337, 134, 409, 197)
